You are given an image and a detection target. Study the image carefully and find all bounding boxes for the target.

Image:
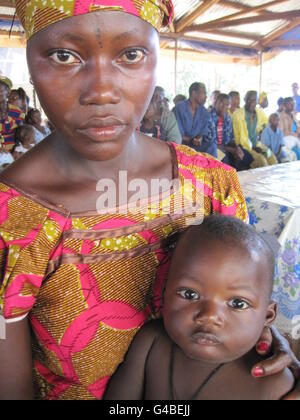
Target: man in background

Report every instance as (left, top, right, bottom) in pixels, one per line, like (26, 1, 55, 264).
(210, 93, 253, 170)
(174, 82, 217, 158)
(228, 91, 240, 118)
(292, 83, 300, 113)
(140, 86, 182, 144)
(232, 91, 277, 168)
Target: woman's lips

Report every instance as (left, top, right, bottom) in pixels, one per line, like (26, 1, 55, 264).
(77, 117, 127, 142)
(77, 125, 126, 142)
(191, 332, 222, 346)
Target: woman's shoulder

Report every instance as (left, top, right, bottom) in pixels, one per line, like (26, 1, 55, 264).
(1, 138, 55, 192)
(173, 143, 235, 173)
(172, 143, 248, 221)
(0, 179, 68, 242)
(0, 142, 70, 237)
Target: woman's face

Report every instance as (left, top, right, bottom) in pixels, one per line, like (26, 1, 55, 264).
(26, 11, 159, 161)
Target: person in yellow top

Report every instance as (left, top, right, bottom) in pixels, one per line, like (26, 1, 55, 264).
(232, 91, 277, 168)
(228, 91, 240, 119)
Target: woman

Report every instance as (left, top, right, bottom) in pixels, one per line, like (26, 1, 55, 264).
(25, 108, 51, 144)
(0, 0, 299, 400)
(0, 77, 25, 151)
(9, 88, 29, 114)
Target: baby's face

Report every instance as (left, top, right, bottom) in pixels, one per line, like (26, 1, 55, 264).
(163, 240, 276, 364)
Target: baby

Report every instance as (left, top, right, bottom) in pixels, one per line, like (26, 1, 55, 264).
(105, 215, 294, 400)
(13, 124, 35, 160)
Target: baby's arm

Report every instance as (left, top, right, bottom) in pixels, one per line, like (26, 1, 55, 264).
(104, 321, 159, 400)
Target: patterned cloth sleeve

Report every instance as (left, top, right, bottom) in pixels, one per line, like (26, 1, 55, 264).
(174, 144, 248, 223)
(0, 183, 65, 323)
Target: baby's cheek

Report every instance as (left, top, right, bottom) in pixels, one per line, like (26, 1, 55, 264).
(164, 306, 190, 340)
(226, 317, 266, 356)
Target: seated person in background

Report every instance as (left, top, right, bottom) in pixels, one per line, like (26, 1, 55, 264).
(163, 97, 170, 112)
(232, 91, 277, 168)
(174, 82, 217, 158)
(277, 97, 284, 115)
(261, 114, 297, 163)
(259, 92, 269, 111)
(25, 108, 51, 145)
(210, 94, 253, 171)
(279, 97, 300, 160)
(173, 94, 186, 109)
(208, 90, 220, 112)
(105, 215, 294, 401)
(0, 145, 13, 171)
(0, 76, 25, 151)
(228, 91, 240, 118)
(12, 124, 35, 161)
(140, 99, 167, 141)
(9, 88, 29, 114)
(140, 86, 182, 144)
(292, 82, 300, 113)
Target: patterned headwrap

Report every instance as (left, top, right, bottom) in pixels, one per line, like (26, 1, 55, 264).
(259, 92, 268, 106)
(15, 0, 174, 39)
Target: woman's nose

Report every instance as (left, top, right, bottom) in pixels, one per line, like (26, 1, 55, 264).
(79, 60, 121, 107)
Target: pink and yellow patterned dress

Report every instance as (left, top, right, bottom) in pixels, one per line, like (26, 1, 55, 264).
(0, 144, 248, 399)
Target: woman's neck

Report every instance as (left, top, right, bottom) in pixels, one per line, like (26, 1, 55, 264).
(52, 131, 138, 183)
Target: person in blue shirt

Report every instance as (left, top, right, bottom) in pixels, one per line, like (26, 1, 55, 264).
(292, 83, 300, 113)
(174, 82, 217, 158)
(261, 113, 296, 163)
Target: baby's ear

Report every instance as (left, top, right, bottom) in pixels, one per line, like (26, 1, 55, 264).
(264, 301, 278, 327)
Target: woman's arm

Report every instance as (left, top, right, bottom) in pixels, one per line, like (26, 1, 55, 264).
(253, 327, 300, 400)
(0, 318, 33, 400)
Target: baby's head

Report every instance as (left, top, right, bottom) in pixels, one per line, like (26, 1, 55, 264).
(14, 124, 35, 149)
(163, 215, 277, 364)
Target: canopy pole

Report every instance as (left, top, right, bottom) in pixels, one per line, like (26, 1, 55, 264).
(174, 39, 178, 96)
(259, 51, 264, 94)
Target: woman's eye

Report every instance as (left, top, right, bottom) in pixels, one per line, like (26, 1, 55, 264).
(228, 299, 250, 311)
(49, 51, 81, 65)
(177, 289, 200, 301)
(119, 50, 146, 64)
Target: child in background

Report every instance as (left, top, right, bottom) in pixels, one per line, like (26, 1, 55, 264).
(25, 108, 51, 145)
(105, 215, 294, 400)
(0, 143, 14, 171)
(13, 124, 35, 160)
(261, 114, 296, 163)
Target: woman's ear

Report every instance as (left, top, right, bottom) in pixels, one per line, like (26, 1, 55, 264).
(264, 301, 278, 327)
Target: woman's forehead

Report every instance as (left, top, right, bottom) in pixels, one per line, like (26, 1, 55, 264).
(16, 0, 173, 40)
(28, 10, 157, 45)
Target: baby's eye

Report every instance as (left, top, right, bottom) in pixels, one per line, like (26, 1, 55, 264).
(228, 299, 250, 311)
(177, 289, 200, 301)
(49, 50, 81, 65)
(118, 49, 146, 64)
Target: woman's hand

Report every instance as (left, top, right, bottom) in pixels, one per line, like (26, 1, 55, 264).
(252, 326, 300, 400)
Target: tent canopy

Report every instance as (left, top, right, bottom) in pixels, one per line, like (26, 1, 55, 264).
(160, 0, 300, 60)
(0, 0, 300, 61)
